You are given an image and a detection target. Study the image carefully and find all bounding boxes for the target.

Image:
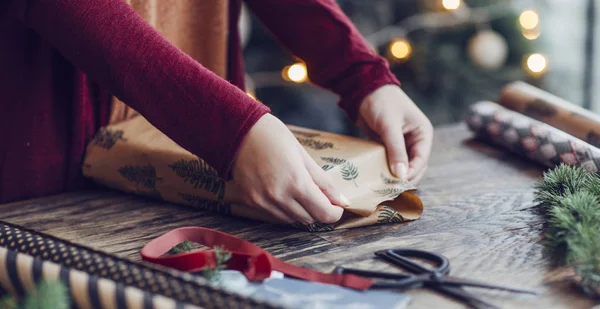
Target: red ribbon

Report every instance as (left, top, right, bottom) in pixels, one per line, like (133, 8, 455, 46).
(140, 227, 374, 290)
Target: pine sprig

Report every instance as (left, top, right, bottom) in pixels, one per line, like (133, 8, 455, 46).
(165, 241, 231, 282)
(536, 164, 600, 296)
(202, 246, 232, 282)
(0, 280, 69, 309)
(168, 240, 194, 255)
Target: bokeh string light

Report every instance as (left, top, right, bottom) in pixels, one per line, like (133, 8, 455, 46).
(389, 39, 412, 61)
(525, 53, 548, 75)
(251, 0, 547, 98)
(442, 0, 461, 10)
(282, 62, 308, 83)
(519, 10, 539, 30)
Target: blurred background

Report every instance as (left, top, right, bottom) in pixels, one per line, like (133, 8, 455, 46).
(240, 0, 596, 136)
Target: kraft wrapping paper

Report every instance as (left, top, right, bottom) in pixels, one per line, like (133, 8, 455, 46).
(82, 116, 423, 232)
(466, 101, 600, 173)
(500, 81, 600, 148)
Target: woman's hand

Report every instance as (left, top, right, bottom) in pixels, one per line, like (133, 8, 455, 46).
(231, 114, 350, 224)
(357, 85, 433, 184)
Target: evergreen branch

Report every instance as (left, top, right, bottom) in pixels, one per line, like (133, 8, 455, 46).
(1, 280, 69, 309)
(168, 240, 193, 255)
(536, 164, 600, 296)
(202, 246, 232, 282)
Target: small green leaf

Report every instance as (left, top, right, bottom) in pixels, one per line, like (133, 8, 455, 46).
(168, 240, 193, 255)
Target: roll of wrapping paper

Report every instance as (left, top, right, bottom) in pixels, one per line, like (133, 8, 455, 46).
(466, 101, 600, 173)
(0, 221, 282, 309)
(499, 81, 600, 148)
(0, 246, 200, 309)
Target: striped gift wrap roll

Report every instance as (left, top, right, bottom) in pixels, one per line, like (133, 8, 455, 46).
(0, 246, 198, 309)
(466, 101, 600, 173)
(0, 221, 283, 309)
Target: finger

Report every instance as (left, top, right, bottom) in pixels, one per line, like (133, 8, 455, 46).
(274, 198, 316, 224)
(294, 180, 344, 224)
(380, 124, 409, 180)
(245, 193, 296, 224)
(301, 148, 351, 207)
(264, 203, 296, 224)
(405, 127, 433, 180)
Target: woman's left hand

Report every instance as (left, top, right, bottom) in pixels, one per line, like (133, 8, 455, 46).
(357, 85, 433, 184)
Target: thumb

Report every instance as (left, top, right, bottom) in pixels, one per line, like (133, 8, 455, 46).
(381, 125, 409, 180)
(301, 148, 351, 208)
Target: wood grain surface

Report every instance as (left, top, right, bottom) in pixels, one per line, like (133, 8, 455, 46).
(0, 124, 597, 309)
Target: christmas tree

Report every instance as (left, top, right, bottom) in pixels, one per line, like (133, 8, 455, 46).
(242, 0, 545, 135)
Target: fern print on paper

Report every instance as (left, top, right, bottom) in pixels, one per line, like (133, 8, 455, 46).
(178, 193, 232, 215)
(296, 137, 334, 150)
(377, 206, 405, 224)
(290, 129, 320, 138)
(340, 161, 359, 187)
(321, 165, 334, 171)
(291, 222, 334, 232)
(118, 164, 161, 189)
(320, 157, 347, 165)
(92, 128, 125, 149)
(373, 188, 403, 199)
(169, 159, 225, 200)
(381, 173, 402, 185)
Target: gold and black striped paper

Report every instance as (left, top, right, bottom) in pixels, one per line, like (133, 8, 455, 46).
(0, 221, 282, 309)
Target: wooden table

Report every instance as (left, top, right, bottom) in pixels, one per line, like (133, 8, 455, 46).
(0, 124, 595, 309)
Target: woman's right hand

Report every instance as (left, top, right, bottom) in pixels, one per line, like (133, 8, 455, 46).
(230, 114, 350, 224)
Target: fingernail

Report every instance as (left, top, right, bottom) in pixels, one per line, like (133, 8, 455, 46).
(392, 163, 408, 180)
(339, 193, 351, 207)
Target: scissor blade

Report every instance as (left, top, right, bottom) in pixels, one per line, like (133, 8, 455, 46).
(431, 284, 500, 309)
(333, 267, 412, 280)
(439, 277, 539, 295)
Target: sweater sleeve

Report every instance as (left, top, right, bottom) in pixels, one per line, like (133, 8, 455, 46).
(10, 0, 269, 179)
(244, 0, 400, 122)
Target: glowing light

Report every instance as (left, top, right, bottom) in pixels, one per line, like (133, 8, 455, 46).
(526, 53, 547, 74)
(442, 0, 461, 10)
(247, 92, 256, 99)
(283, 63, 308, 83)
(522, 28, 541, 40)
(389, 39, 412, 60)
(519, 10, 539, 30)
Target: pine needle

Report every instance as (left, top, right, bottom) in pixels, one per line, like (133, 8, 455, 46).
(202, 246, 232, 282)
(168, 240, 194, 255)
(536, 164, 600, 296)
(167, 241, 231, 282)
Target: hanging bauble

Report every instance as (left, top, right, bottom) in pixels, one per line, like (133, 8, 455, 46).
(239, 3, 251, 48)
(467, 29, 509, 70)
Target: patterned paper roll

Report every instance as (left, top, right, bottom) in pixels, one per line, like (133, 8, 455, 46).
(466, 101, 600, 173)
(0, 246, 199, 309)
(0, 221, 281, 309)
(499, 81, 600, 148)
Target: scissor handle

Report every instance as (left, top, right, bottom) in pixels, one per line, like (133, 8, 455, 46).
(333, 266, 424, 290)
(375, 248, 450, 277)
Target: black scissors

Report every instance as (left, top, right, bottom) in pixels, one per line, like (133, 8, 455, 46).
(333, 249, 538, 309)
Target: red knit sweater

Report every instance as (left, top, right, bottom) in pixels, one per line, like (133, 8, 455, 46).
(0, 0, 400, 203)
